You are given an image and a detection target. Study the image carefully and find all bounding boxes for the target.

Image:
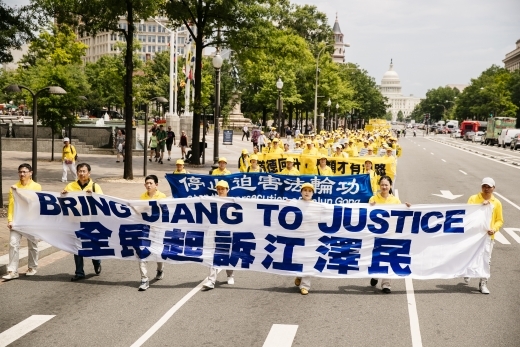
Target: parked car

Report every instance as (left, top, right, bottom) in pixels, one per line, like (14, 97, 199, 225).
(463, 131, 475, 141)
(472, 131, 485, 143)
(450, 129, 462, 138)
(510, 133, 520, 150)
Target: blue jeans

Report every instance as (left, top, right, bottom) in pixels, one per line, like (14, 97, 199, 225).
(74, 255, 101, 277)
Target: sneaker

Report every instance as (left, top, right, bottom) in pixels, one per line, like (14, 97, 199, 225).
(202, 280, 214, 290)
(464, 277, 470, 284)
(370, 278, 378, 287)
(155, 270, 164, 280)
(2, 272, 19, 280)
(155, 158, 158, 162)
(300, 288, 309, 295)
(167, 158, 171, 161)
(159, 160, 163, 164)
(382, 288, 392, 294)
(227, 277, 234, 285)
(26, 268, 37, 276)
(61, 179, 67, 183)
(294, 277, 301, 286)
(138, 280, 149, 291)
(149, 158, 152, 162)
(479, 279, 490, 294)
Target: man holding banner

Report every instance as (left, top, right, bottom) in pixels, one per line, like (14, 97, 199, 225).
(138, 175, 167, 291)
(2, 163, 41, 280)
(61, 163, 104, 281)
(294, 183, 315, 295)
(465, 177, 503, 294)
(202, 180, 235, 290)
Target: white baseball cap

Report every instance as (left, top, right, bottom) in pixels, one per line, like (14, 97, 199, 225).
(63, 137, 70, 142)
(481, 177, 495, 187)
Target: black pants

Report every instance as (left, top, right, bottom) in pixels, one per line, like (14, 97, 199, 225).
(242, 131, 249, 141)
(74, 255, 100, 277)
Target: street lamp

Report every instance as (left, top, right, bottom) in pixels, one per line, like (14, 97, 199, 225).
(326, 98, 331, 131)
(276, 77, 283, 135)
(4, 84, 66, 182)
(314, 44, 332, 133)
(144, 96, 168, 177)
(212, 51, 223, 169)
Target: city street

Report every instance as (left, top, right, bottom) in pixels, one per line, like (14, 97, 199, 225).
(1, 133, 520, 347)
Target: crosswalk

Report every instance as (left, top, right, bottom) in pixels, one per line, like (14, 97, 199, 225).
(0, 315, 54, 347)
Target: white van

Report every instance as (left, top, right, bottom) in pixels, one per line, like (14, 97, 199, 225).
(498, 129, 520, 148)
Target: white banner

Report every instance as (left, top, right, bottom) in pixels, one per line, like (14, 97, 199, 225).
(13, 190, 493, 279)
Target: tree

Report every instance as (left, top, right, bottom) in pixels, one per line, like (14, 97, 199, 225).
(164, 0, 274, 164)
(35, 0, 163, 179)
(0, 1, 37, 63)
(397, 110, 404, 122)
(412, 86, 460, 122)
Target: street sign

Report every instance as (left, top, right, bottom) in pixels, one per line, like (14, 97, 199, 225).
(222, 130, 233, 145)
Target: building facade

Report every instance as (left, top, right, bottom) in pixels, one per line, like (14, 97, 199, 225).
(379, 60, 422, 121)
(77, 17, 192, 64)
(503, 39, 520, 72)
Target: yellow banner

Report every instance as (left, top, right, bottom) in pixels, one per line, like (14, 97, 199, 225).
(253, 154, 396, 179)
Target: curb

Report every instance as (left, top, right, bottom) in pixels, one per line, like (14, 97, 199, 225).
(0, 241, 61, 275)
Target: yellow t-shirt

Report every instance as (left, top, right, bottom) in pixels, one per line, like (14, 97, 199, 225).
(468, 193, 503, 239)
(315, 165, 334, 176)
(369, 193, 401, 205)
(212, 168, 231, 176)
(280, 167, 300, 175)
(140, 190, 167, 200)
(271, 147, 283, 154)
(239, 156, 249, 173)
(64, 179, 104, 194)
(8, 180, 42, 222)
(173, 169, 188, 174)
(302, 147, 318, 156)
(62, 144, 76, 162)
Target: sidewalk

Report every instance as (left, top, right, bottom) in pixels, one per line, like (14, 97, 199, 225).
(0, 132, 256, 274)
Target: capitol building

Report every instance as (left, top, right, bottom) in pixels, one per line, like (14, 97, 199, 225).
(379, 60, 421, 121)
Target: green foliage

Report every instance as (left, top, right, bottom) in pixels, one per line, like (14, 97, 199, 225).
(397, 110, 404, 122)
(0, 1, 37, 63)
(411, 86, 460, 122)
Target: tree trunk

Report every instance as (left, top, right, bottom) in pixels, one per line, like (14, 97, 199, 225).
(305, 109, 309, 134)
(190, 23, 205, 165)
(51, 128, 55, 161)
(288, 104, 293, 129)
(123, 1, 134, 179)
(262, 107, 267, 132)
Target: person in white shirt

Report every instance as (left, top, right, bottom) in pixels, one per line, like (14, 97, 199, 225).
(242, 125, 249, 141)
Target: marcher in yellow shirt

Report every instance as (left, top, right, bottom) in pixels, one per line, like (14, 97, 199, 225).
(280, 157, 300, 175)
(270, 139, 283, 154)
(62, 163, 104, 281)
(315, 156, 334, 175)
(173, 159, 189, 174)
(368, 175, 410, 294)
(302, 141, 318, 156)
(332, 144, 348, 158)
(2, 163, 42, 280)
(247, 154, 264, 172)
(138, 174, 167, 291)
(364, 160, 378, 194)
(465, 177, 503, 295)
(238, 149, 250, 172)
(212, 157, 232, 175)
(294, 182, 315, 295)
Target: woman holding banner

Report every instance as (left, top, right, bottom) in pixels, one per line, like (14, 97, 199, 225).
(294, 183, 315, 295)
(368, 176, 410, 294)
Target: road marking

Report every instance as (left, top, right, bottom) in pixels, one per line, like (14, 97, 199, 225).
(394, 189, 423, 347)
(130, 272, 219, 347)
(0, 315, 55, 347)
(431, 152, 434, 155)
(423, 148, 426, 150)
(459, 170, 467, 175)
(432, 190, 463, 200)
(263, 324, 299, 347)
(405, 278, 423, 347)
(494, 192, 520, 211)
(494, 232, 511, 245)
(441, 159, 446, 162)
(503, 228, 520, 244)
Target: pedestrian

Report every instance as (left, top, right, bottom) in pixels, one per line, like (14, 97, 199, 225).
(212, 157, 231, 175)
(138, 174, 167, 291)
(251, 128, 260, 149)
(315, 155, 333, 175)
(464, 177, 503, 294)
(285, 126, 292, 142)
(2, 164, 42, 280)
(280, 157, 300, 175)
(294, 183, 315, 295)
(62, 137, 77, 182)
(173, 159, 189, 174)
(149, 130, 158, 162)
(179, 130, 188, 159)
(369, 176, 410, 293)
(242, 125, 249, 141)
(202, 180, 234, 290)
(238, 149, 249, 173)
(247, 154, 264, 172)
(156, 124, 167, 164)
(115, 129, 125, 163)
(258, 131, 266, 151)
(166, 126, 176, 161)
(61, 163, 104, 281)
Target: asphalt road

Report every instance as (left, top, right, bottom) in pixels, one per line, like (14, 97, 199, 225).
(1, 133, 519, 347)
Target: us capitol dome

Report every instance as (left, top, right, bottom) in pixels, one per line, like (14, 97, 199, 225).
(379, 60, 422, 121)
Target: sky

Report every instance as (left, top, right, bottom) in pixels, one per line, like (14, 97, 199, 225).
(6, 0, 520, 97)
(292, 0, 520, 97)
